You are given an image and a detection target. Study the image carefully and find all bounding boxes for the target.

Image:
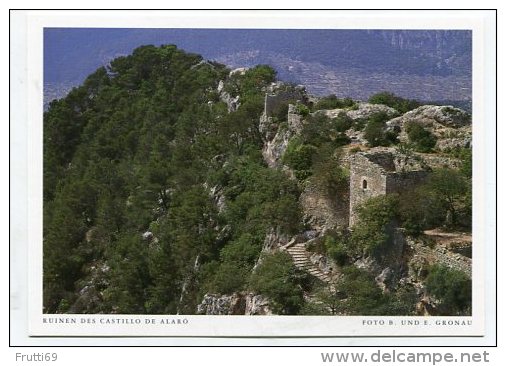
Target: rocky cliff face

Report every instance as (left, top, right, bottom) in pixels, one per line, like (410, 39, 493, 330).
(197, 293, 272, 315)
(387, 105, 472, 150)
(261, 104, 303, 168)
(324, 102, 399, 120)
(218, 79, 241, 112)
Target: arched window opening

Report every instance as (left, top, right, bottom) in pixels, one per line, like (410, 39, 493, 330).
(362, 179, 368, 189)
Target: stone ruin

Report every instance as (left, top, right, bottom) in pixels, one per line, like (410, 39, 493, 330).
(349, 149, 430, 226)
(263, 84, 307, 118)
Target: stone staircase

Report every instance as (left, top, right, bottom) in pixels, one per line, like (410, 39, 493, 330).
(283, 240, 332, 284)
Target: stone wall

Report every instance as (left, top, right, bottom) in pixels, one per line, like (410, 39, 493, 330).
(300, 182, 350, 230)
(407, 237, 471, 278)
(287, 104, 303, 132)
(349, 152, 429, 227)
(264, 88, 306, 117)
(349, 154, 388, 226)
(385, 171, 429, 195)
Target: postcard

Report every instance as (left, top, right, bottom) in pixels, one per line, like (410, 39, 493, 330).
(11, 9, 496, 339)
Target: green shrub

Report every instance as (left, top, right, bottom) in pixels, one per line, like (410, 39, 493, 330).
(324, 265, 418, 315)
(301, 113, 333, 146)
(425, 265, 471, 315)
(454, 147, 472, 178)
(425, 168, 470, 229)
(309, 145, 349, 198)
(363, 112, 397, 147)
(212, 261, 250, 294)
(300, 113, 351, 148)
(332, 113, 353, 132)
(351, 195, 399, 257)
(368, 92, 420, 113)
(324, 234, 349, 266)
(335, 266, 389, 315)
(282, 139, 318, 180)
(353, 118, 367, 130)
(406, 121, 436, 152)
(248, 252, 305, 314)
(333, 133, 351, 147)
(271, 102, 291, 121)
(313, 94, 356, 111)
(296, 103, 310, 117)
(398, 189, 444, 235)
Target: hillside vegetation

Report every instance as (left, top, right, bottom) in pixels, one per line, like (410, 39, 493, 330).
(44, 45, 472, 315)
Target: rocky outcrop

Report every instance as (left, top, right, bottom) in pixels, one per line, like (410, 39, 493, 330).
(196, 293, 272, 315)
(386, 105, 472, 150)
(217, 80, 240, 112)
(229, 67, 249, 77)
(406, 234, 472, 277)
(262, 228, 290, 252)
(197, 293, 244, 315)
(244, 294, 272, 315)
(415, 153, 461, 170)
(387, 105, 470, 129)
(436, 134, 472, 150)
(322, 102, 399, 121)
(222, 93, 240, 113)
(348, 103, 399, 120)
(209, 185, 226, 213)
(261, 105, 303, 168)
(261, 123, 293, 168)
(375, 267, 394, 292)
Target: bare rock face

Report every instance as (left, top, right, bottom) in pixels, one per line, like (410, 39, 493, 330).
(385, 105, 471, 152)
(262, 228, 290, 252)
(221, 92, 240, 112)
(354, 256, 382, 274)
(229, 67, 249, 77)
(375, 267, 394, 292)
(142, 231, 154, 241)
(196, 293, 272, 315)
(217, 79, 240, 112)
(259, 114, 279, 141)
(209, 185, 226, 213)
(197, 293, 245, 315)
(347, 102, 399, 120)
(322, 102, 399, 121)
(262, 106, 302, 168)
(262, 124, 293, 168)
(436, 134, 472, 150)
(244, 294, 272, 315)
(388, 105, 471, 129)
(410, 105, 471, 128)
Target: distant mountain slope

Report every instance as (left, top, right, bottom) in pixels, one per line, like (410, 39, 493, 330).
(44, 28, 471, 104)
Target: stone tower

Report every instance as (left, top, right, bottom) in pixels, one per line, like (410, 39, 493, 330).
(349, 150, 429, 227)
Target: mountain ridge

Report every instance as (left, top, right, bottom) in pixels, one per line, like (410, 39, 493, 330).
(44, 29, 472, 106)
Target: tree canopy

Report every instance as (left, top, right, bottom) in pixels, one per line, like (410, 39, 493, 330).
(43, 45, 299, 314)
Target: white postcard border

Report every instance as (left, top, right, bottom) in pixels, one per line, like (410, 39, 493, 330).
(20, 10, 495, 338)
